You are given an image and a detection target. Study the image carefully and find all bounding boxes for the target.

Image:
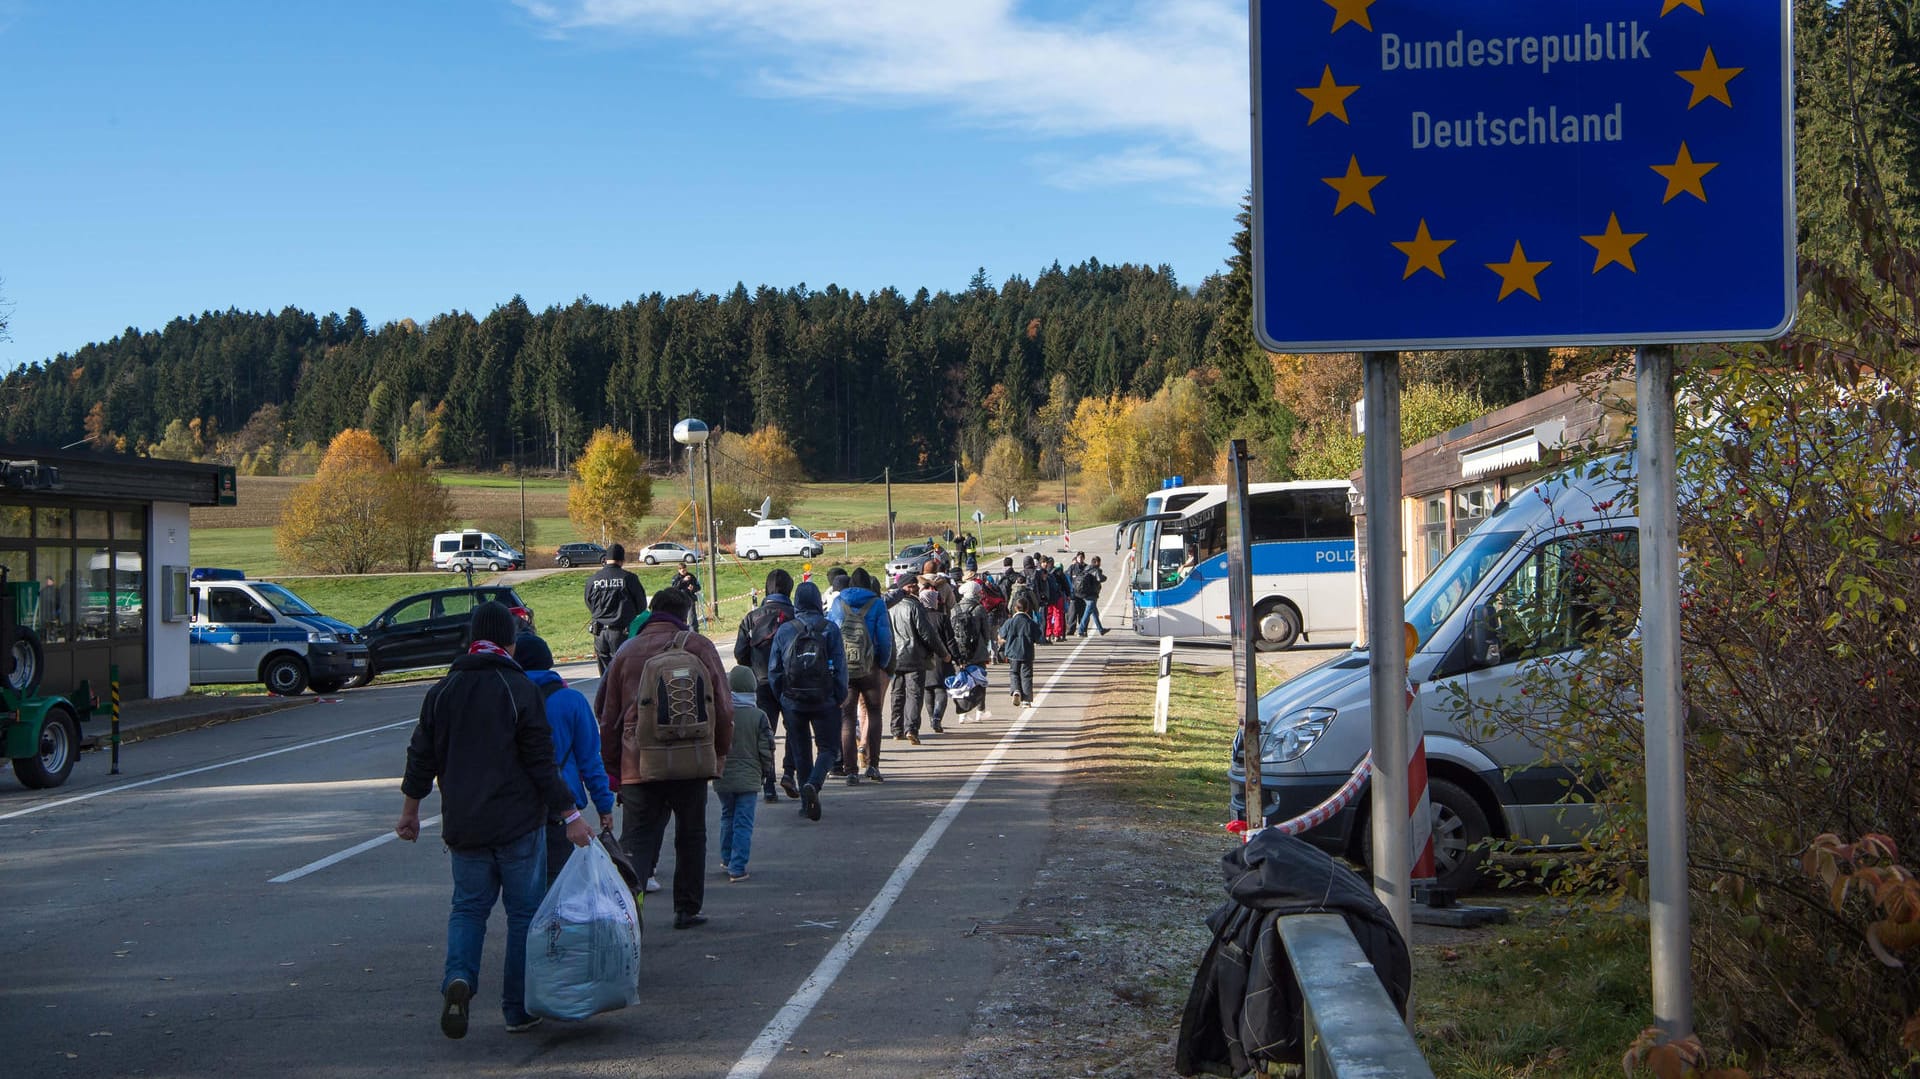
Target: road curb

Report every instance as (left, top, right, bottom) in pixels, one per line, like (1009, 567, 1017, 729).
(87, 698, 313, 749)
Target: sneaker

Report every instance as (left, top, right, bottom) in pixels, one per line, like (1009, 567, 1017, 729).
(673, 912, 709, 930)
(644, 876, 662, 894)
(1100, 628, 1111, 636)
(505, 1015, 543, 1034)
(780, 773, 800, 799)
(762, 789, 779, 804)
(907, 732, 921, 746)
(728, 870, 750, 882)
(440, 978, 472, 1040)
(864, 766, 885, 783)
(932, 723, 944, 734)
(801, 783, 822, 821)
(846, 771, 861, 786)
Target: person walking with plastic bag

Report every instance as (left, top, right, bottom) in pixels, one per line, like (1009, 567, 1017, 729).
(515, 632, 617, 888)
(524, 840, 643, 1022)
(396, 603, 591, 1039)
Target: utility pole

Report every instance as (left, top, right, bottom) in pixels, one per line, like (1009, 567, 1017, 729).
(953, 460, 962, 541)
(518, 455, 527, 553)
(1062, 465, 1070, 539)
(885, 467, 896, 558)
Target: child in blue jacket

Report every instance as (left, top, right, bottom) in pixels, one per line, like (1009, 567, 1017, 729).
(516, 634, 617, 886)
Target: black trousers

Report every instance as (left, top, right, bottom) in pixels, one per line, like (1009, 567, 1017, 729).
(758, 682, 794, 780)
(594, 627, 626, 675)
(621, 779, 709, 915)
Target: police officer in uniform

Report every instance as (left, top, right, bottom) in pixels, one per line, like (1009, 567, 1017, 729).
(585, 543, 647, 675)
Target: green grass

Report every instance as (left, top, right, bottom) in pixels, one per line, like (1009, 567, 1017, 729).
(192, 526, 286, 576)
(435, 472, 570, 490)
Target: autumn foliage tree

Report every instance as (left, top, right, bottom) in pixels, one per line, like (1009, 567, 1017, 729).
(382, 454, 459, 571)
(568, 427, 652, 547)
(970, 435, 1038, 519)
(277, 429, 403, 574)
(707, 424, 807, 524)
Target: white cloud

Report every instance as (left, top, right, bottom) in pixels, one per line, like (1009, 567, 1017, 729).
(513, 0, 1251, 204)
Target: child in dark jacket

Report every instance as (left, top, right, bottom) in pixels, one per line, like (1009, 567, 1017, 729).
(997, 595, 1040, 706)
(716, 665, 777, 881)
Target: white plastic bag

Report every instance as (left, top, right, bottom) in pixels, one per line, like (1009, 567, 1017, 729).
(524, 839, 643, 1020)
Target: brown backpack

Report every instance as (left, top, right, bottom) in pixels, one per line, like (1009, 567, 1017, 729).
(623, 631, 718, 780)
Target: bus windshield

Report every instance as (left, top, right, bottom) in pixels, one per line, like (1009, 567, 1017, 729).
(250, 583, 320, 617)
(1402, 529, 1525, 646)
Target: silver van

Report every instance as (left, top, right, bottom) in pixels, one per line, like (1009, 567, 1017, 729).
(1229, 457, 1638, 890)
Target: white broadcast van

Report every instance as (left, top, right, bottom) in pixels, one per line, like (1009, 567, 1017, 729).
(732, 519, 823, 561)
(430, 530, 525, 571)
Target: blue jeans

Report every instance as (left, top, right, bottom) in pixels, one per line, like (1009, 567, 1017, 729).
(790, 706, 842, 791)
(1076, 599, 1106, 635)
(444, 826, 546, 1025)
(717, 791, 758, 875)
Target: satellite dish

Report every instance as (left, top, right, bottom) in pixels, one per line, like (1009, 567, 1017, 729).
(748, 496, 772, 521)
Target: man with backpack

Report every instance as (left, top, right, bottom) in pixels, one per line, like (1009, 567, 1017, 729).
(733, 569, 796, 803)
(1066, 552, 1090, 636)
(893, 578, 955, 743)
(585, 544, 647, 676)
(596, 587, 734, 930)
(1075, 555, 1111, 636)
(828, 566, 894, 784)
(767, 581, 847, 822)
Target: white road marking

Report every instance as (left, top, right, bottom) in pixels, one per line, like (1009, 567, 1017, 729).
(269, 815, 441, 883)
(726, 583, 1125, 1079)
(0, 718, 417, 822)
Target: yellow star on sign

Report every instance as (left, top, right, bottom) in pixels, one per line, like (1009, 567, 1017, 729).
(1391, 219, 1455, 279)
(1580, 213, 1649, 273)
(1322, 156, 1385, 216)
(1677, 47, 1743, 108)
(1661, 0, 1705, 14)
(1323, 0, 1376, 33)
(1296, 66, 1359, 126)
(1487, 241, 1551, 302)
(1652, 142, 1719, 203)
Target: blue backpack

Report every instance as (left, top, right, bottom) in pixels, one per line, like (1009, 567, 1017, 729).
(781, 619, 837, 707)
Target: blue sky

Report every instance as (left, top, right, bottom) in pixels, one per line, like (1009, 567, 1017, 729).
(0, 0, 1250, 370)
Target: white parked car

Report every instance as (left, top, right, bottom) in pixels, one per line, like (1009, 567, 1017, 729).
(637, 542, 702, 565)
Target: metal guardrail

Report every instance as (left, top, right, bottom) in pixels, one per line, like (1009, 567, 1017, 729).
(1278, 914, 1435, 1079)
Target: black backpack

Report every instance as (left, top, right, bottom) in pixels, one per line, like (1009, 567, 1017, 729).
(740, 604, 793, 678)
(780, 619, 837, 707)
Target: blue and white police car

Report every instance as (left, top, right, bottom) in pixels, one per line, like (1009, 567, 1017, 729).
(188, 569, 369, 695)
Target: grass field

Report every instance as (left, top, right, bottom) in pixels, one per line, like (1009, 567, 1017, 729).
(190, 470, 1113, 576)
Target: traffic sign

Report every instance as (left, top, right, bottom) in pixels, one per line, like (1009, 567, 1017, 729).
(1251, 0, 1794, 351)
(972, 509, 985, 524)
(1007, 497, 1020, 515)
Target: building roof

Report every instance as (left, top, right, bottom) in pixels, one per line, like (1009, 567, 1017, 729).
(0, 443, 234, 507)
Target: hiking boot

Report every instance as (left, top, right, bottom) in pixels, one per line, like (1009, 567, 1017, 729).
(801, 783, 822, 821)
(906, 732, 921, 745)
(864, 766, 885, 783)
(932, 722, 944, 733)
(505, 1015, 543, 1034)
(440, 978, 472, 1039)
(762, 789, 779, 804)
(780, 773, 800, 799)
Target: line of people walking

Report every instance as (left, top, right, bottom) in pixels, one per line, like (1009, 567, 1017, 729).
(395, 544, 1109, 1039)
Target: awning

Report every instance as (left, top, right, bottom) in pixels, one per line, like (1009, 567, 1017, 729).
(1458, 419, 1566, 479)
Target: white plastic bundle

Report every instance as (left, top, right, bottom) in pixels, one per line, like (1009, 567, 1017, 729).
(525, 840, 643, 1020)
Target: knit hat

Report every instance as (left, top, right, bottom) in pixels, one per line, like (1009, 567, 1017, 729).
(513, 633, 554, 671)
(728, 665, 757, 694)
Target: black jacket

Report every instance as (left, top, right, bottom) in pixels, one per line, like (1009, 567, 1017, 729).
(401, 652, 576, 851)
(1175, 831, 1411, 1076)
(733, 593, 796, 684)
(584, 564, 647, 630)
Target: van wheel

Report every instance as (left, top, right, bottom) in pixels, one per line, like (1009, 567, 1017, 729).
(745, 550, 761, 561)
(1354, 777, 1493, 893)
(12, 704, 79, 789)
(6, 626, 44, 695)
(262, 655, 309, 696)
(1251, 600, 1301, 652)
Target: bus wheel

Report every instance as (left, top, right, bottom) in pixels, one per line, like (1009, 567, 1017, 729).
(1252, 601, 1301, 652)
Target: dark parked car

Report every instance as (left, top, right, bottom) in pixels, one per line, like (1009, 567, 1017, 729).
(353, 586, 535, 687)
(554, 542, 607, 568)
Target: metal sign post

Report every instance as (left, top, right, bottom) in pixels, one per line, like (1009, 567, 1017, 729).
(1638, 345, 1692, 1040)
(1361, 354, 1412, 945)
(1226, 441, 1262, 831)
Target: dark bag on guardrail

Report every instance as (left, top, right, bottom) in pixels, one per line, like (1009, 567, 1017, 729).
(1174, 830, 1411, 1076)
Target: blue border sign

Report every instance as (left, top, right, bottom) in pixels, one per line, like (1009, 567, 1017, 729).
(1251, 0, 1795, 352)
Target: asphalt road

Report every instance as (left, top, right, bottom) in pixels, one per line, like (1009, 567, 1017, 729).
(0, 527, 1140, 1078)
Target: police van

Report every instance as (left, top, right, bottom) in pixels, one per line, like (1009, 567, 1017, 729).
(188, 569, 370, 695)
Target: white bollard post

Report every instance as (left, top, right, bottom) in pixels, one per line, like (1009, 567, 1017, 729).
(1152, 636, 1174, 734)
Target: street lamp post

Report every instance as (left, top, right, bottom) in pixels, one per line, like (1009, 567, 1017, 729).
(673, 418, 720, 624)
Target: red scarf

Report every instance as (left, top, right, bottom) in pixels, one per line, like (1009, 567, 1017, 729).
(468, 639, 516, 663)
